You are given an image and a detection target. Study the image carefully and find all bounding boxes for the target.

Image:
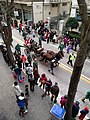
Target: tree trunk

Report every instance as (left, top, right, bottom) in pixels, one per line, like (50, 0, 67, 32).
(64, 65, 83, 120)
(64, 23, 90, 120)
(6, 42, 14, 65)
(5, 13, 14, 65)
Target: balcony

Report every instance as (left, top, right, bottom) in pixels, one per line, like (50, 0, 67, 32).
(50, 0, 61, 3)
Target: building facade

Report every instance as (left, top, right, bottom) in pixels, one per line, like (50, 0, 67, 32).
(0, 0, 71, 24)
(14, 1, 32, 22)
(33, 0, 71, 23)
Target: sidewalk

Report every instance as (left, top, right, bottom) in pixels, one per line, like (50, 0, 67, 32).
(0, 53, 51, 120)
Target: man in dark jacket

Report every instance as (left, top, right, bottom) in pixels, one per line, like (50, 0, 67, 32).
(14, 65, 22, 81)
(28, 75, 35, 92)
(48, 60, 54, 75)
(45, 79, 52, 95)
(72, 101, 80, 118)
(41, 79, 52, 99)
(51, 82, 59, 103)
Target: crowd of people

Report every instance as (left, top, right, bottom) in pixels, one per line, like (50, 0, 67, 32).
(0, 19, 90, 119)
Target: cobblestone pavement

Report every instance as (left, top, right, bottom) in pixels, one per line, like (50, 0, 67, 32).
(0, 53, 51, 120)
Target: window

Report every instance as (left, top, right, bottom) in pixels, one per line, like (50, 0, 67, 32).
(49, 12, 51, 15)
(88, 0, 90, 4)
(62, 2, 67, 6)
(23, 11, 31, 21)
(52, 4, 58, 7)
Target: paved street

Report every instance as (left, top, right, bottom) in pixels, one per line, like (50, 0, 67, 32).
(0, 28, 90, 119)
(0, 53, 52, 120)
(12, 29, 90, 118)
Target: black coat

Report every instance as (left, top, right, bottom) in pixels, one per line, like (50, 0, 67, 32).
(45, 80, 52, 91)
(72, 103, 80, 118)
(51, 85, 59, 96)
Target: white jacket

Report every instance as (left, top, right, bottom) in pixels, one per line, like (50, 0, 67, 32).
(26, 66, 32, 75)
(13, 84, 22, 96)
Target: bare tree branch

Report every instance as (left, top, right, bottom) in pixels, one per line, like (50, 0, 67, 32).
(9, 0, 15, 10)
(6, 0, 9, 6)
(4, 0, 15, 14)
(11, 0, 14, 5)
(0, 1, 6, 8)
(6, 3, 14, 13)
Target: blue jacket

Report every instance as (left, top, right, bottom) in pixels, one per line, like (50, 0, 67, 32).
(80, 109, 89, 115)
(17, 96, 25, 108)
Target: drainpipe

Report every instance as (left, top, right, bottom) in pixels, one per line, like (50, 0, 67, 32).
(21, 4, 24, 22)
(42, 0, 44, 22)
(31, 2, 34, 24)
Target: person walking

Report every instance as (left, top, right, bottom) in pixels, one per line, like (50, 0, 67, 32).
(27, 53, 32, 67)
(82, 90, 90, 103)
(17, 56, 22, 69)
(64, 37, 68, 48)
(48, 60, 54, 75)
(33, 58, 38, 71)
(50, 31, 54, 42)
(39, 73, 47, 89)
(38, 35, 42, 47)
(19, 22, 22, 34)
(58, 42, 64, 52)
(67, 52, 75, 67)
(41, 79, 52, 99)
(79, 107, 89, 120)
(47, 32, 50, 44)
(26, 64, 33, 81)
(60, 95, 67, 108)
(21, 55, 27, 69)
(15, 44, 22, 55)
(33, 68, 40, 85)
(67, 44, 71, 54)
(45, 79, 52, 95)
(28, 75, 35, 92)
(51, 82, 59, 103)
(14, 65, 23, 82)
(13, 81, 22, 99)
(17, 92, 26, 117)
(74, 38, 78, 51)
(25, 85, 29, 98)
(72, 101, 80, 119)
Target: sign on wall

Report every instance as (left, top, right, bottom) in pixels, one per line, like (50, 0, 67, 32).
(14, 11, 19, 17)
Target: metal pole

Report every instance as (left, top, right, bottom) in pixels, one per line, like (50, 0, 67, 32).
(42, 0, 44, 22)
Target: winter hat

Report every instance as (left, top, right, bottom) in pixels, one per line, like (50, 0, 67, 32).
(55, 82, 58, 85)
(42, 73, 45, 77)
(75, 101, 80, 105)
(84, 106, 89, 111)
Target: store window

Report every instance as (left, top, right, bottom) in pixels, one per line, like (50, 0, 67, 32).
(14, 9, 22, 20)
(52, 4, 58, 7)
(23, 10, 31, 21)
(62, 2, 67, 6)
(49, 12, 51, 15)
